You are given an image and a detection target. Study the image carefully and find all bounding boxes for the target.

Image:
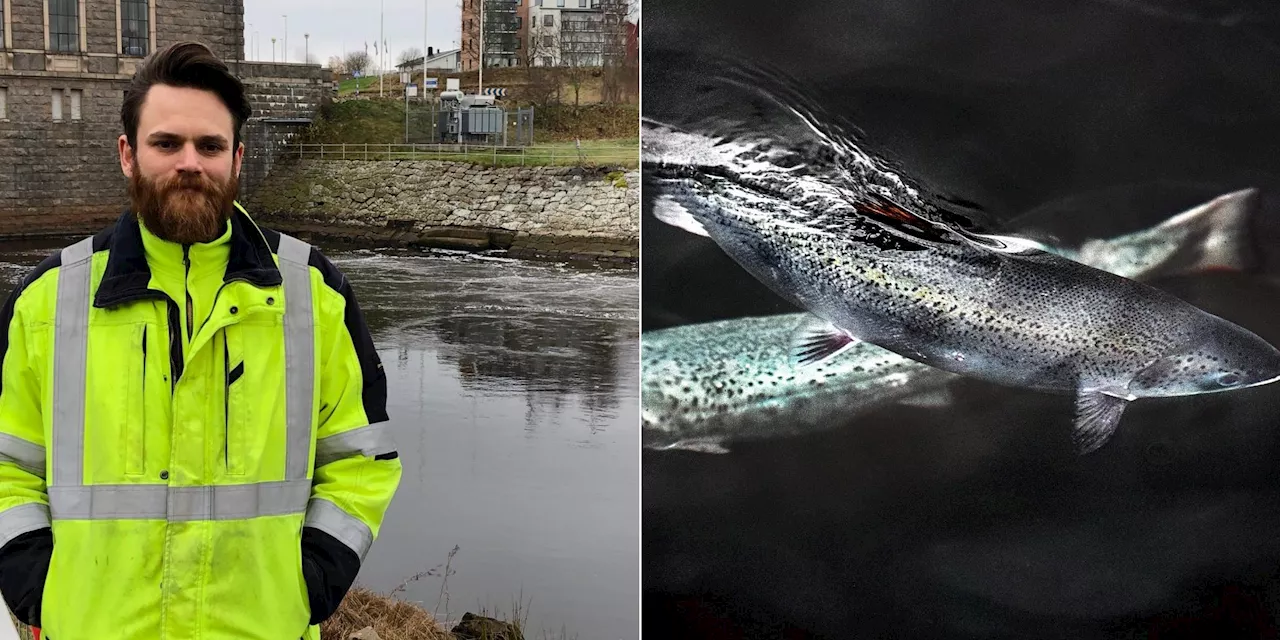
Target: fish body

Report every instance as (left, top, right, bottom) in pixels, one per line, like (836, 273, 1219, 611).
(643, 58, 1280, 452)
(642, 190, 1264, 453)
(642, 315, 949, 453)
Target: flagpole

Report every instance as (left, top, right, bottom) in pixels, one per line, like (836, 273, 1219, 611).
(379, 0, 385, 97)
(478, 0, 484, 94)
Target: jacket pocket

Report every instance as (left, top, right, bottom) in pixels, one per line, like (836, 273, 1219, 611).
(224, 328, 248, 476)
(125, 324, 147, 476)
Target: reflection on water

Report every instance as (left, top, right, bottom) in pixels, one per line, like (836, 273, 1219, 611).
(0, 241, 639, 640)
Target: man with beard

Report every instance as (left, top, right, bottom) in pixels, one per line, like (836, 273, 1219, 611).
(0, 42, 402, 640)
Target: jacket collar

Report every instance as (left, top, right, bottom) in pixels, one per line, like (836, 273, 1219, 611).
(94, 202, 283, 309)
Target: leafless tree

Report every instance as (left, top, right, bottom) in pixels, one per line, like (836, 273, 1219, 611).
(518, 23, 560, 104)
(599, 0, 634, 104)
(397, 47, 423, 67)
(343, 50, 372, 75)
(327, 55, 347, 74)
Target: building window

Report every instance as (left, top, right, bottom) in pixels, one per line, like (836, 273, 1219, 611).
(543, 14, 554, 26)
(556, 0, 564, 6)
(542, 35, 553, 47)
(579, 0, 586, 6)
(52, 89, 63, 121)
(69, 89, 81, 120)
(49, 0, 79, 53)
(541, 56, 552, 67)
(0, 88, 7, 119)
(122, 0, 149, 56)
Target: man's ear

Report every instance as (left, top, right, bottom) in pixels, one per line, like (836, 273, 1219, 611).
(118, 134, 134, 178)
(234, 141, 244, 178)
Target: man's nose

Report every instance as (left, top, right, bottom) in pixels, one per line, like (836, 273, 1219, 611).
(175, 143, 203, 173)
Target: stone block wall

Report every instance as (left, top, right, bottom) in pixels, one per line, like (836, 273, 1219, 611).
(0, 76, 131, 235)
(155, 0, 244, 67)
(86, 1, 118, 55)
(0, 0, 328, 237)
(240, 62, 331, 120)
(248, 160, 639, 262)
(9, 0, 44, 52)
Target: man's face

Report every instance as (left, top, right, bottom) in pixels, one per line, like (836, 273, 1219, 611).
(118, 84, 245, 244)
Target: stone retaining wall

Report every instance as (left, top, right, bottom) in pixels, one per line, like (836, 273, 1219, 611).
(247, 159, 639, 262)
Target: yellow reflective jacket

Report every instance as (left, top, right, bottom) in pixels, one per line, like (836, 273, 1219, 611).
(0, 204, 402, 639)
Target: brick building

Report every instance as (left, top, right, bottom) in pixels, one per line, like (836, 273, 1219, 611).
(461, 0, 529, 71)
(463, 0, 631, 70)
(0, 0, 329, 236)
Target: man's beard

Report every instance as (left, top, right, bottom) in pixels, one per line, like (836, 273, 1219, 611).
(128, 160, 238, 244)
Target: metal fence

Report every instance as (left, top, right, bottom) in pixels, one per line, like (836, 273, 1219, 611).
(402, 106, 538, 146)
(287, 143, 638, 168)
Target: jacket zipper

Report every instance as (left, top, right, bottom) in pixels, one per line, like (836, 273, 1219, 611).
(183, 245, 193, 343)
(224, 335, 230, 469)
(167, 300, 184, 390)
(97, 290, 183, 390)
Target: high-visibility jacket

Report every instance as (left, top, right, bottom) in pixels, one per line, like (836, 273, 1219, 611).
(0, 204, 402, 639)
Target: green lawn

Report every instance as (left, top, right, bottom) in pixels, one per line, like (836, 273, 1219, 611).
(336, 75, 385, 96)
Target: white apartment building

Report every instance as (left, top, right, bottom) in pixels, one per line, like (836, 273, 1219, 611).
(527, 0, 624, 67)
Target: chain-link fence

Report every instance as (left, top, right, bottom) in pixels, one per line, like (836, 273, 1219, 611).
(400, 106, 536, 146)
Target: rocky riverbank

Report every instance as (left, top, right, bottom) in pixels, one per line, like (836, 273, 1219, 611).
(247, 160, 639, 263)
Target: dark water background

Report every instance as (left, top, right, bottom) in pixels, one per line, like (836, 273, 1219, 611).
(642, 1, 1280, 638)
(0, 241, 639, 640)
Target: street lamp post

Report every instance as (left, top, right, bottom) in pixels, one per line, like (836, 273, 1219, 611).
(247, 23, 253, 60)
(271, 37, 277, 63)
(282, 14, 289, 62)
(304, 33, 310, 64)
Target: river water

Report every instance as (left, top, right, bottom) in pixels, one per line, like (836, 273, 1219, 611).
(0, 239, 640, 640)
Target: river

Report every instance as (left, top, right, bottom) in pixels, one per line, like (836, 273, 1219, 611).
(0, 239, 640, 640)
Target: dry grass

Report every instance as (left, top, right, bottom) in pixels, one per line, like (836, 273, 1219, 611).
(10, 612, 34, 640)
(321, 585, 454, 640)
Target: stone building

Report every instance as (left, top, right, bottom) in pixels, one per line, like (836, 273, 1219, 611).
(0, 0, 329, 236)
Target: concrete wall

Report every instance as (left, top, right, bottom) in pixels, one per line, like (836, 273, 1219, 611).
(0, 0, 329, 236)
(247, 159, 638, 262)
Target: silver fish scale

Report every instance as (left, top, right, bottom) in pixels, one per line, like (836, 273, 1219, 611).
(667, 162, 1211, 394)
(640, 315, 935, 445)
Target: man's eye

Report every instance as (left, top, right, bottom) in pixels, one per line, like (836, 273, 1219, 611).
(202, 144, 223, 153)
(155, 141, 175, 149)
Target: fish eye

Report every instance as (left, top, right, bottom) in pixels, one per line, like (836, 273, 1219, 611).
(1217, 372, 1242, 387)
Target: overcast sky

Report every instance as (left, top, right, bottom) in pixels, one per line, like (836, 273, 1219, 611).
(244, 0, 640, 67)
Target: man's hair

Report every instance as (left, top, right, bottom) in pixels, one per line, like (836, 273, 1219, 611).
(121, 41, 252, 152)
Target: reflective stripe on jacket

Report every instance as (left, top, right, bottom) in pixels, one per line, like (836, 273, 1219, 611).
(0, 204, 402, 639)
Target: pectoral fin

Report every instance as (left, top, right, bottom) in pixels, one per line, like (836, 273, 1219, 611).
(1072, 389, 1131, 454)
(652, 195, 710, 237)
(789, 314, 861, 367)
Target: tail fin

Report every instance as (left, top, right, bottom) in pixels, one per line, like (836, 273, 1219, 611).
(1153, 188, 1260, 273)
(1077, 188, 1260, 280)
